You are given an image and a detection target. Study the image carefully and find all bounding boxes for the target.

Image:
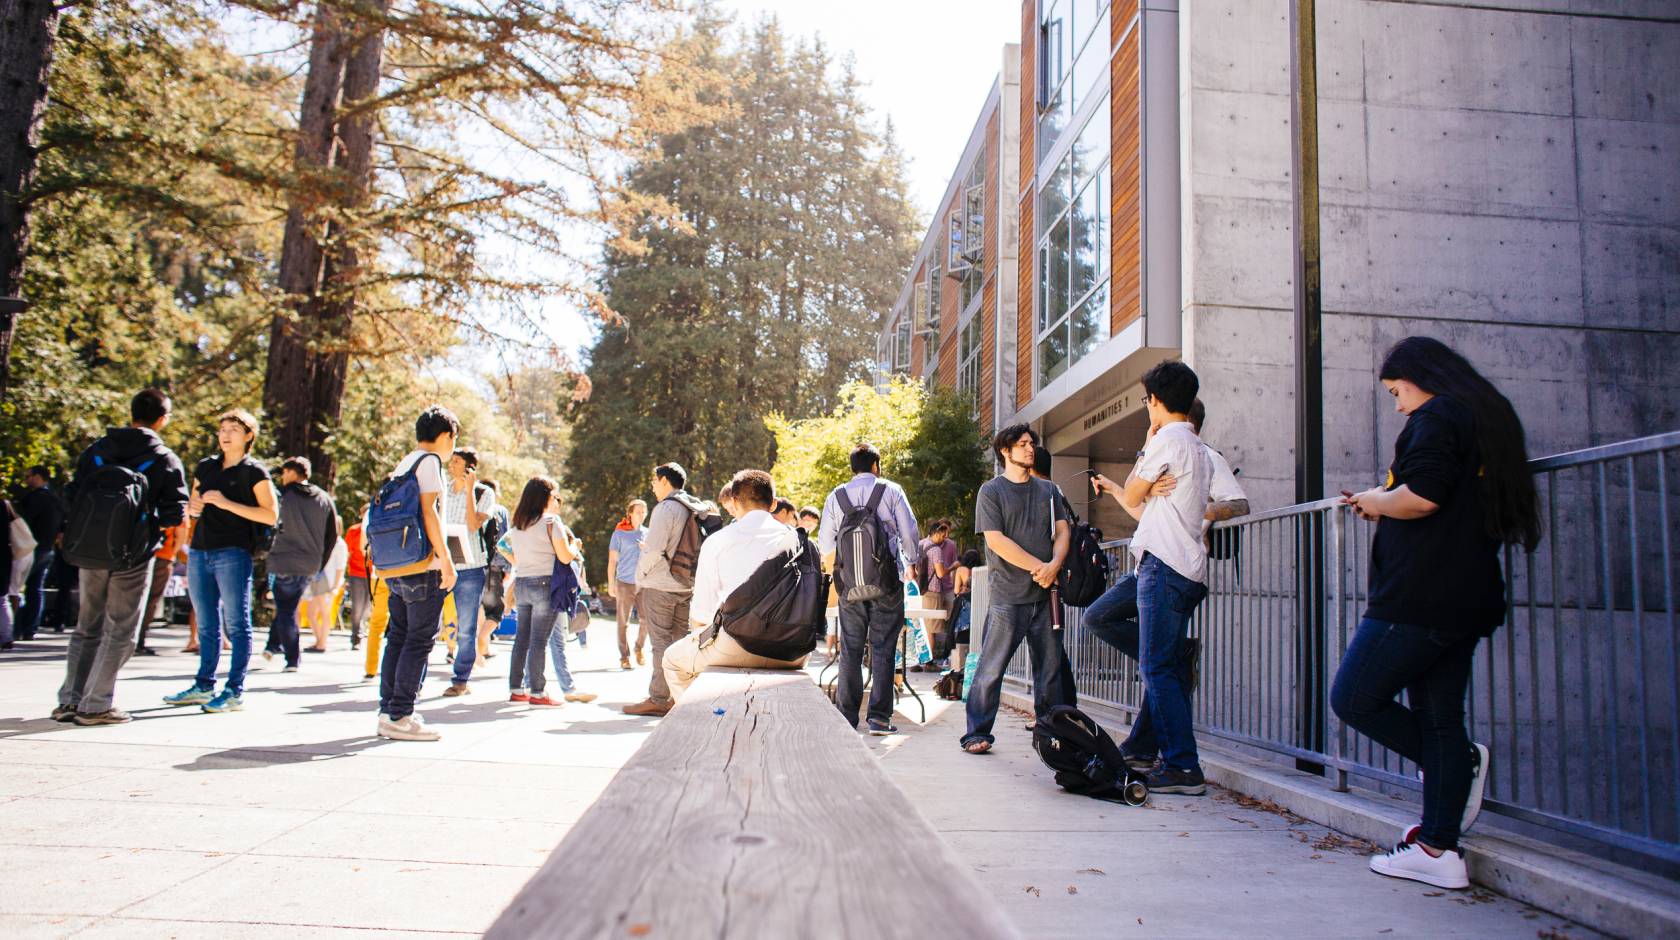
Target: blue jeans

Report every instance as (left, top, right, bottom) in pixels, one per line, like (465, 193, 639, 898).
(511, 576, 560, 695)
(1083, 554, 1207, 770)
(1331, 618, 1479, 850)
(380, 570, 447, 720)
(270, 574, 311, 667)
(16, 548, 52, 637)
(188, 547, 255, 695)
(449, 566, 488, 685)
(544, 603, 578, 695)
(835, 580, 904, 727)
(963, 598, 1065, 746)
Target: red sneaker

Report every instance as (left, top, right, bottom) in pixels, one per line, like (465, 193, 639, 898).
(509, 691, 530, 703)
(526, 695, 561, 707)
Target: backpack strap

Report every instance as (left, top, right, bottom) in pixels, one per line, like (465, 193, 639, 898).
(834, 487, 856, 515)
(864, 482, 886, 512)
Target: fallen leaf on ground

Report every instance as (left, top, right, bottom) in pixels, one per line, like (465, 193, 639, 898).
(1076, 868, 1106, 875)
(1024, 885, 1041, 897)
(1067, 886, 1077, 895)
(627, 925, 651, 937)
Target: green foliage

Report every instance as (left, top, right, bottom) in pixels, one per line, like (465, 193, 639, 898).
(767, 378, 989, 548)
(564, 14, 919, 584)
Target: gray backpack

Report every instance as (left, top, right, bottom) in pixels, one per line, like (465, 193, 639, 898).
(834, 484, 891, 602)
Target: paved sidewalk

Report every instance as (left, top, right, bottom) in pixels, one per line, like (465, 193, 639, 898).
(0, 621, 656, 938)
(870, 689, 1599, 939)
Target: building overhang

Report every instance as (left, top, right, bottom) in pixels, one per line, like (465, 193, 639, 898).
(1001, 318, 1178, 461)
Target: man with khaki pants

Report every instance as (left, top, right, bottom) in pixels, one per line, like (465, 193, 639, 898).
(663, 470, 808, 700)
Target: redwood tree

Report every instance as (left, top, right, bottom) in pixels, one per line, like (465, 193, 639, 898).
(0, 0, 61, 399)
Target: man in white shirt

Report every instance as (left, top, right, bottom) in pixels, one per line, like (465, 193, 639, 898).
(663, 470, 810, 701)
(1088, 362, 1213, 794)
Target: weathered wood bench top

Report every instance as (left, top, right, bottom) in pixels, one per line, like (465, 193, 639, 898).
(486, 668, 1021, 939)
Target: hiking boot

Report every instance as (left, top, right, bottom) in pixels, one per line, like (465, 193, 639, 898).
(866, 720, 898, 736)
(620, 657, 632, 670)
(623, 698, 670, 717)
(163, 686, 214, 707)
(201, 690, 244, 713)
(526, 694, 561, 707)
(1462, 742, 1489, 834)
(73, 709, 133, 726)
(564, 691, 597, 703)
(442, 683, 470, 697)
(635, 649, 645, 666)
(378, 713, 441, 742)
(1179, 637, 1203, 691)
(51, 704, 76, 722)
(1144, 765, 1206, 795)
(1369, 842, 1468, 890)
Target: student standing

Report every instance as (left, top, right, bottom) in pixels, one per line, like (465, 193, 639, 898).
(819, 444, 921, 735)
(13, 465, 63, 640)
(343, 513, 371, 650)
(441, 448, 497, 696)
(505, 477, 594, 706)
(1334, 337, 1539, 890)
(625, 462, 710, 717)
(961, 426, 1070, 754)
(366, 406, 460, 741)
(163, 409, 279, 714)
(1086, 362, 1213, 792)
(54, 390, 190, 724)
(917, 521, 959, 665)
(606, 498, 648, 670)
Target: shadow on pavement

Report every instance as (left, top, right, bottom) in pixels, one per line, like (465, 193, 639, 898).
(172, 736, 389, 771)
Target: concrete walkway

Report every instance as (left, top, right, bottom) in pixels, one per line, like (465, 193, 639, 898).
(2, 624, 1598, 938)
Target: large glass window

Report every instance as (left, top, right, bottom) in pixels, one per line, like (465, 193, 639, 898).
(1039, 0, 1110, 159)
(956, 311, 983, 412)
(1035, 92, 1111, 392)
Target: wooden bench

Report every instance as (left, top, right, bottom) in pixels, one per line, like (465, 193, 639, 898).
(486, 668, 1021, 940)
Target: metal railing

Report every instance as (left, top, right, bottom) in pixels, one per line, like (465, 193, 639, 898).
(1003, 431, 1680, 870)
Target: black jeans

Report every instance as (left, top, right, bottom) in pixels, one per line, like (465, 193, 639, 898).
(1331, 617, 1480, 850)
(270, 574, 310, 667)
(835, 580, 904, 727)
(963, 598, 1064, 746)
(379, 571, 447, 720)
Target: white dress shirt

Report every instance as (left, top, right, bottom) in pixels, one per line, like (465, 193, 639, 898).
(1130, 422, 1214, 584)
(689, 509, 800, 628)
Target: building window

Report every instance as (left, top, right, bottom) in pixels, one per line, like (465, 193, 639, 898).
(956, 310, 983, 412)
(1039, 0, 1111, 161)
(891, 312, 911, 374)
(1035, 93, 1111, 392)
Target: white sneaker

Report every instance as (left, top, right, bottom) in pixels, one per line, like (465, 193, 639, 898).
(1369, 842, 1469, 889)
(378, 714, 441, 742)
(1462, 742, 1489, 834)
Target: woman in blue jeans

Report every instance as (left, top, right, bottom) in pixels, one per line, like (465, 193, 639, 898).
(504, 477, 594, 707)
(1332, 337, 1540, 890)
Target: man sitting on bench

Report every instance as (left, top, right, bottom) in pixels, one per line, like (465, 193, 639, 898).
(664, 469, 814, 701)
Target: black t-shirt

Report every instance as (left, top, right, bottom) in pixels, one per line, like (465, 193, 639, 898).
(190, 455, 271, 553)
(1364, 395, 1505, 634)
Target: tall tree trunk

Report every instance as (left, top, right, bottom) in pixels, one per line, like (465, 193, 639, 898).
(308, 4, 386, 487)
(0, 0, 60, 400)
(263, 4, 347, 459)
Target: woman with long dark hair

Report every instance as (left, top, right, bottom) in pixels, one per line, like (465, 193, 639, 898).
(504, 476, 591, 707)
(1333, 336, 1541, 890)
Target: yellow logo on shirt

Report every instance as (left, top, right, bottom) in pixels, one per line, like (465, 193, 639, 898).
(1385, 470, 1395, 490)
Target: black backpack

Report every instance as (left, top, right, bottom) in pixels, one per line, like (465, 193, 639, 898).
(61, 447, 156, 571)
(476, 484, 506, 559)
(707, 528, 828, 661)
(834, 483, 891, 602)
(1031, 705, 1148, 806)
(1056, 493, 1109, 607)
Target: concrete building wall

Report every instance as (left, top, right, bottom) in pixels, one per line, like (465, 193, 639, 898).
(1181, 0, 1680, 512)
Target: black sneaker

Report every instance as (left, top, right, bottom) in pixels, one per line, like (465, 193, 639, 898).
(50, 704, 76, 722)
(1179, 637, 1203, 691)
(1145, 765, 1206, 795)
(866, 720, 898, 736)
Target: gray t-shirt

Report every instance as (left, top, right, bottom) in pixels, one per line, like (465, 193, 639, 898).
(975, 474, 1071, 605)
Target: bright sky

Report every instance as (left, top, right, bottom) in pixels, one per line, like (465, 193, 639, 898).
(720, 0, 1020, 221)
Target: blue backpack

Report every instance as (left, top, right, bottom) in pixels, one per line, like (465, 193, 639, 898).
(366, 453, 442, 572)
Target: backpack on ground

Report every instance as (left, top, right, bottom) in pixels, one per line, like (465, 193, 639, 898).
(933, 669, 964, 701)
(663, 492, 723, 588)
(707, 528, 828, 661)
(60, 446, 156, 571)
(366, 453, 443, 575)
(834, 483, 891, 602)
(1056, 493, 1109, 607)
(1031, 704, 1148, 806)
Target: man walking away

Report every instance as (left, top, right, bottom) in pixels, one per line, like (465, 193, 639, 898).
(961, 426, 1070, 754)
(14, 465, 63, 640)
(266, 457, 339, 673)
(625, 462, 717, 717)
(664, 470, 816, 699)
(134, 522, 186, 656)
(607, 498, 648, 670)
(54, 389, 189, 724)
(344, 511, 371, 650)
(441, 447, 497, 696)
(1087, 361, 1214, 794)
(367, 406, 459, 741)
(819, 443, 921, 735)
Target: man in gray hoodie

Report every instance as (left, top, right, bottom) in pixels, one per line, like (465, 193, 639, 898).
(623, 462, 716, 717)
(265, 457, 339, 671)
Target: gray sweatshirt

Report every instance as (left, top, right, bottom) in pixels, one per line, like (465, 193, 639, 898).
(268, 481, 338, 577)
(634, 492, 692, 595)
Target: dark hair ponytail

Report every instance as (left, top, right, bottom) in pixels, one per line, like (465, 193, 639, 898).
(1379, 337, 1541, 550)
